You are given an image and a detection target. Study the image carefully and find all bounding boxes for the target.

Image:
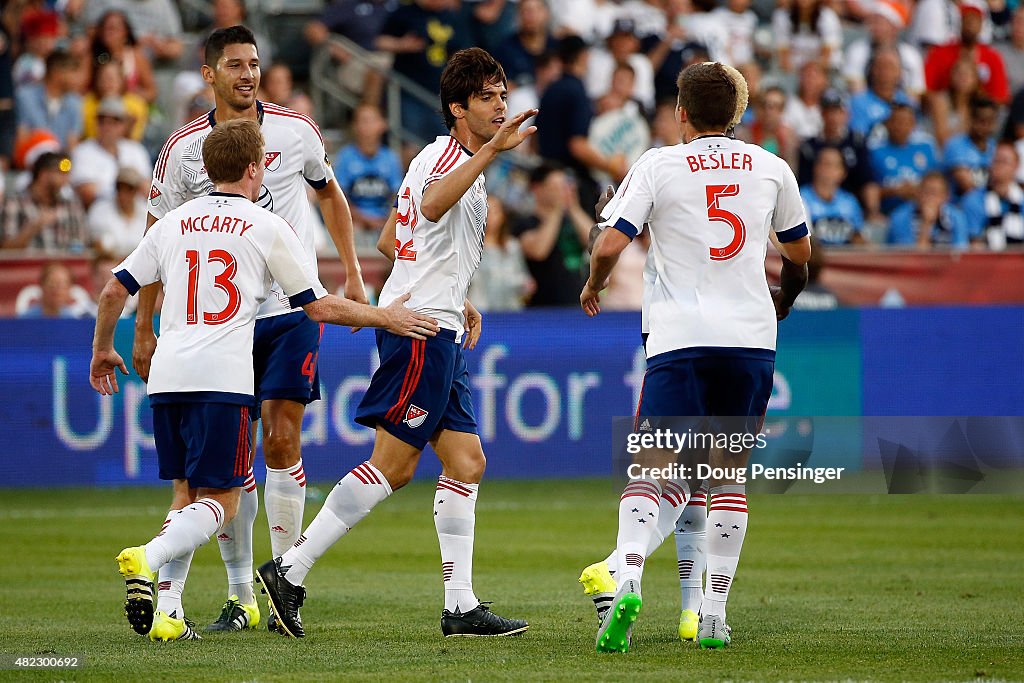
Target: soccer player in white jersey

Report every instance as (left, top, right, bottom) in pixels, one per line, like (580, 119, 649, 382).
(133, 26, 368, 632)
(256, 48, 534, 639)
(89, 120, 438, 642)
(579, 62, 812, 653)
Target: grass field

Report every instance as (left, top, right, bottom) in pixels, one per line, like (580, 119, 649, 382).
(2, 479, 1022, 682)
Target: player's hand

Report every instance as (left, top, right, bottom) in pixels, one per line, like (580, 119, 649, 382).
(463, 298, 482, 350)
(344, 275, 370, 333)
(489, 109, 538, 153)
(90, 348, 129, 395)
(595, 185, 615, 221)
(580, 281, 603, 317)
(770, 285, 791, 321)
(132, 328, 157, 383)
(384, 292, 440, 340)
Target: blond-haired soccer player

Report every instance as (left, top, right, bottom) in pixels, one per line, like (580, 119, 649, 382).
(579, 62, 811, 653)
(91, 119, 437, 642)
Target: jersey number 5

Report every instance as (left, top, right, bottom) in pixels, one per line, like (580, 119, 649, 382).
(185, 249, 241, 325)
(706, 184, 746, 261)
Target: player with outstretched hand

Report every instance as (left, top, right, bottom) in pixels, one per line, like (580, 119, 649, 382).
(256, 47, 534, 640)
(91, 119, 437, 643)
(579, 61, 811, 653)
(133, 25, 369, 634)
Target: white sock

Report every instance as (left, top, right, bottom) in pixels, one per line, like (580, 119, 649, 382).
(702, 485, 748, 622)
(266, 460, 306, 558)
(434, 476, 480, 613)
(604, 479, 688, 576)
(614, 478, 662, 585)
(157, 549, 194, 618)
(217, 469, 258, 604)
(281, 461, 391, 586)
(675, 482, 708, 614)
(144, 499, 224, 573)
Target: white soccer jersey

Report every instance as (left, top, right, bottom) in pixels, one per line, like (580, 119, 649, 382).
(379, 136, 487, 341)
(148, 101, 335, 319)
(600, 136, 808, 359)
(114, 192, 327, 400)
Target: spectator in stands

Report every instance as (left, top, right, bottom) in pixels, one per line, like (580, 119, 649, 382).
(549, 0, 617, 44)
(334, 104, 403, 232)
(871, 102, 940, 215)
(1, 152, 88, 251)
(83, 0, 183, 63)
(711, 0, 758, 67)
(198, 0, 273, 68)
(15, 50, 82, 151)
(944, 95, 998, 197)
(306, 0, 394, 107)
(909, 0, 960, 50)
(376, 0, 468, 143)
(849, 46, 911, 140)
(259, 63, 314, 117)
(738, 85, 797, 169)
(960, 141, 1024, 250)
(843, 0, 925, 100)
(12, 8, 60, 87)
(771, 0, 842, 73)
(18, 261, 80, 318)
(798, 89, 880, 219)
(586, 19, 655, 113)
(800, 146, 867, 245)
(88, 11, 156, 103)
(648, 0, 716, 103)
(925, 0, 1009, 105)
(510, 162, 591, 307)
(536, 35, 625, 215)
(997, 6, 1024, 93)
(461, 0, 518, 55)
(928, 57, 982, 146)
(506, 50, 559, 139)
(590, 62, 651, 170)
(82, 59, 148, 141)
(87, 166, 146, 257)
(737, 60, 761, 127)
(651, 99, 682, 147)
(69, 97, 151, 209)
(493, 0, 557, 85)
(0, 14, 15, 169)
(889, 171, 970, 247)
(679, 0, 730, 65)
(784, 61, 827, 140)
(469, 195, 530, 311)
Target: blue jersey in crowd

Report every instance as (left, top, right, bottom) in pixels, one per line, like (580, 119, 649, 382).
(870, 135, 939, 214)
(800, 185, 864, 244)
(334, 143, 404, 222)
(943, 134, 995, 194)
(848, 90, 911, 139)
(888, 202, 970, 247)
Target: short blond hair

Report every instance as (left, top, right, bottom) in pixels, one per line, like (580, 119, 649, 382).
(720, 63, 749, 128)
(202, 119, 264, 184)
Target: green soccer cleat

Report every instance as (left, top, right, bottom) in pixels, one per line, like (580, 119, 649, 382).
(579, 561, 617, 625)
(205, 595, 260, 632)
(595, 579, 642, 654)
(679, 609, 700, 642)
(698, 613, 732, 649)
(149, 610, 202, 642)
(115, 546, 155, 635)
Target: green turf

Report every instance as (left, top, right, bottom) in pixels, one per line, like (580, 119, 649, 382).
(1, 480, 1022, 681)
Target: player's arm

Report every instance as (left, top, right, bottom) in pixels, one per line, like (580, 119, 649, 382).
(581, 226, 632, 317)
(131, 212, 162, 382)
(90, 276, 131, 395)
(420, 109, 537, 223)
(377, 207, 397, 262)
(317, 179, 368, 303)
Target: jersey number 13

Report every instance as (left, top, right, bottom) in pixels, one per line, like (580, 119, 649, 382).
(185, 249, 241, 325)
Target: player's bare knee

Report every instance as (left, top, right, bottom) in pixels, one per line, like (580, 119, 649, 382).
(263, 429, 301, 468)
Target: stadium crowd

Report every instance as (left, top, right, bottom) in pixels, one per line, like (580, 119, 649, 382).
(0, 0, 1022, 318)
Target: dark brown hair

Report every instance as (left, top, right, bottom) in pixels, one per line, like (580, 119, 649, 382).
(439, 48, 507, 130)
(202, 119, 264, 184)
(676, 62, 738, 133)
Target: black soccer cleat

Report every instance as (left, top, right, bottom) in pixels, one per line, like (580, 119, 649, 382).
(255, 558, 305, 638)
(266, 602, 282, 634)
(440, 603, 529, 637)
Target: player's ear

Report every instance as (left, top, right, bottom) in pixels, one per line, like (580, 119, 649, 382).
(201, 64, 215, 85)
(676, 106, 686, 124)
(450, 101, 465, 121)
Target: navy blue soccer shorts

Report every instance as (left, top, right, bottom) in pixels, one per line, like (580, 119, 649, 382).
(355, 328, 477, 450)
(152, 401, 252, 489)
(637, 347, 775, 436)
(253, 310, 323, 416)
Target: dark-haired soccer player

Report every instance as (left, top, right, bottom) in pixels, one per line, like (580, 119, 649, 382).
(132, 25, 368, 633)
(580, 62, 812, 652)
(92, 119, 437, 642)
(257, 47, 533, 640)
